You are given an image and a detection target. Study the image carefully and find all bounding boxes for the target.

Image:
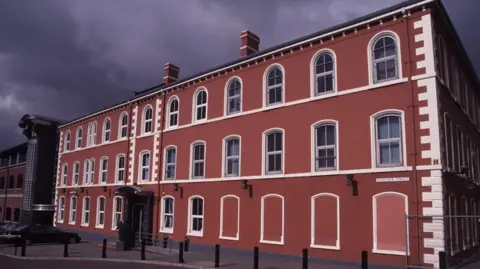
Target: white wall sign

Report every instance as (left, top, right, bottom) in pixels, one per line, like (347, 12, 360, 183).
(376, 177, 409, 183)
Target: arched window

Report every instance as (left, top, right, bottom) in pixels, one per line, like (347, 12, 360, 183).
(371, 34, 399, 83)
(263, 129, 284, 174)
(87, 122, 97, 146)
(82, 197, 91, 226)
(260, 194, 285, 244)
(313, 122, 337, 170)
(119, 113, 128, 139)
(373, 112, 403, 167)
(444, 113, 454, 171)
(164, 146, 176, 180)
(58, 196, 65, 223)
(224, 136, 240, 177)
(5, 207, 11, 221)
(142, 106, 153, 134)
(0, 177, 4, 189)
(96, 196, 106, 228)
(76, 127, 83, 149)
(187, 196, 204, 236)
(13, 208, 20, 223)
(16, 174, 23, 189)
(265, 65, 284, 106)
(313, 51, 335, 96)
(139, 151, 150, 181)
(83, 159, 95, 184)
(311, 193, 340, 249)
(61, 164, 68, 186)
(226, 78, 242, 115)
(100, 157, 108, 184)
(112, 196, 123, 229)
(103, 118, 111, 142)
(8, 176, 14, 189)
(168, 97, 179, 128)
(64, 131, 71, 151)
(160, 196, 175, 233)
(69, 196, 77, 224)
(194, 89, 208, 121)
(72, 162, 80, 185)
(191, 142, 206, 179)
(116, 155, 125, 182)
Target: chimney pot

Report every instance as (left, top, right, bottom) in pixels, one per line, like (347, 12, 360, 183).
(163, 63, 180, 84)
(240, 30, 260, 57)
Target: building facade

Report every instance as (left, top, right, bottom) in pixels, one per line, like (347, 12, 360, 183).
(53, 0, 480, 268)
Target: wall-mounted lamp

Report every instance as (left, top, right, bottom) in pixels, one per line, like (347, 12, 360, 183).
(62, 188, 66, 193)
(80, 187, 85, 193)
(345, 174, 358, 196)
(241, 180, 253, 198)
(173, 183, 183, 199)
(103, 186, 112, 197)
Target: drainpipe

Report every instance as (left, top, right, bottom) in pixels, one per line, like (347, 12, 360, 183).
(155, 93, 167, 235)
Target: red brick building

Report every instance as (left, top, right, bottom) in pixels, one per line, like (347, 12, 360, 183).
(53, 0, 480, 268)
(0, 143, 27, 224)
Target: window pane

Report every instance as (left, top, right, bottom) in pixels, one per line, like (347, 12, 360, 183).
(377, 117, 389, 139)
(379, 143, 390, 164)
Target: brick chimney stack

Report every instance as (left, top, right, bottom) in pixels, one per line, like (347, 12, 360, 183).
(163, 63, 180, 84)
(240, 30, 260, 57)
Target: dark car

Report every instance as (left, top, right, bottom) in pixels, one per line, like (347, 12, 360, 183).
(7, 224, 81, 245)
(0, 223, 21, 234)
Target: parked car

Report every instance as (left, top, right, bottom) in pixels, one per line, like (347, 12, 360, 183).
(0, 223, 21, 234)
(0, 224, 81, 245)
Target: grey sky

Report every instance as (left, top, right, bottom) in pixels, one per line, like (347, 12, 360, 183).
(0, 0, 478, 149)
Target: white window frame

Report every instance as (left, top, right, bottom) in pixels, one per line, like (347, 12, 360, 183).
(83, 159, 95, 185)
(192, 88, 208, 122)
(444, 113, 455, 171)
(72, 162, 80, 186)
(367, 31, 403, 85)
(100, 157, 108, 184)
(370, 110, 406, 169)
(219, 195, 240, 241)
(310, 193, 340, 250)
(57, 196, 65, 223)
(262, 63, 285, 107)
(190, 141, 206, 179)
(119, 112, 128, 139)
(160, 196, 175, 233)
(64, 131, 71, 152)
(69, 196, 77, 225)
(103, 118, 111, 143)
(222, 135, 241, 177)
(167, 96, 180, 128)
(260, 194, 285, 245)
(116, 154, 126, 183)
(111, 196, 123, 230)
(187, 195, 204, 237)
(372, 192, 409, 255)
(472, 198, 478, 246)
(311, 120, 339, 172)
(138, 151, 150, 182)
(81, 196, 91, 227)
(457, 126, 464, 170)
(310, 49, 337, 97)
(142, 105, 154, 134)
(87, 122, 97, 147)
(96, 196, 106, 229)
(448, 194, 459, 254)
(224, 77, 242, 115)
(76, 127, 83, 149)
(163, 146, 177, 181)
(262, 128, 285, 175)
(61, 164, 68, 186)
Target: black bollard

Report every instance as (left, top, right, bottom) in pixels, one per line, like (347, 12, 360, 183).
(253, 246, 259, 269)
(140, 239, 146, 260)
(184, 237, 190, 252)
(21, 238, 26, 257)
(302, 248, 308, 269)
(63, 240, 69, 257)
(102, 238, 107, 258)
(361, 250, 368, 269)
(162, 235, 168, 249)
(439, 251, 446, 269)
(179, 242, 184, 263)
(214, 244, 220, 268)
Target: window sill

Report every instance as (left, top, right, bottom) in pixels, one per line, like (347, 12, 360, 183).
(160, 229, 174, 234)
(187, 231, 203, 237)
(68, 222, 76, 225)
(220, 235, 239, 241)
(310, 244, 340, 250)
(57, 220, 64, 224)
(372, 249, 408, 256)
(81, 223, 89, 227)
(95, 225, 104, 229)
(260, 239, 284, 246)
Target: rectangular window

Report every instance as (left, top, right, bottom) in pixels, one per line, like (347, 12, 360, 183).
(116, 156, 125, 182)
(225, 138, 240, 176)
(165, 148, 176, 180)
(58, 197, 65, 223)
(315, 124, 336, 170)
(192, 144, 205, 178)
(444, 115, 454, 171)
(62, 165, 68, 186)
(161, 197, 174, 233)
(375, 114, 403, 167)
(457, 127, 463, 172)
(266, 132, 283, 173)
(189, 197, 204, 236)
(140, 152, 150, 181)
(112, 197, 123, 229)
(69, 197, 77, 224)
(73, 162, 79, 185)
(96, 197, 105, 228)
(82, 197, 90, 226)
(100, 158, 108, 184)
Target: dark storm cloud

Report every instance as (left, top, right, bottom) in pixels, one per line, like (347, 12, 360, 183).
(0, 0, 478, 149)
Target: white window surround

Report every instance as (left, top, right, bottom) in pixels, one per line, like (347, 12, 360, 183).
(160, 195, 175, 233)
(167, 95, 180, 128)
(221, 135, 242, 178)
(472, 198, 478, 246)
(224, 76, 243, 116)
(192, 87, 208, 122)
(87, 122, 97, 147)
(260, 194, 285, 245)
(115, 154, 126, 183)
(448, 194, 459, 254)
(262, 63, 286, 108)
(462, 197, 469, 249)
(187, 195, 205, 237)
(58, 196, 65, 223)
(369, 109, 407, 169)
(163, 145, 177, 181)
(111, 196, 123, 230)
(367, 30, 403, 86)
(69, 196, 77, 225)
(99, 157, 108, 184)
(118, 112, 129, 139)
(61, 164, 68, 186)
(81, 196, 91, 227)
(310, 193, 340, 250)
(96, 196, 106, 229)
(261, 128, 285, 176)
(372, 191, 409, 256)
(142, 105, 154, 134)
(103, 118, 111, 143)
(219, 195, 240, 241)
(72, 162, 80, 186)
(138, 151, 151, 182)
(189, 140, 207, 180)
(309, 48, 338, 98)
(444, 113, 455, 171)
(76, 127, 83, 149)
(64, 131, 71, 152)
(310, 120, 339, 172)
